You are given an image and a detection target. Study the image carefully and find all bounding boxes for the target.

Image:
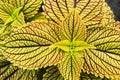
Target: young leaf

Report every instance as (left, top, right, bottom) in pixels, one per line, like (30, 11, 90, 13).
(4, 6, 22, 26)
(43, 66, 64, 80)
(43, 0, 107, 27)
(58, 52, 84, 80)
(11, 7, 22, 20)
(1, 21, 64, 69)
(0, 12, 25, 34)
(9, 0, 42, 19)
(0, 2, 25, 34)
(50, 40, 95, 52)
(84, 27, 120, 79)
(10, 12, 25, 28)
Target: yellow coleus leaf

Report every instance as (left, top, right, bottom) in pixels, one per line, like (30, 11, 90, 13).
(9, 0, 42, 19)
(0, 53, 39, 80)
(43, 0, 111, 27)
(1, 21, 64, 69)
(4, 7, 25, 26)
(58, 52, 84, 80)
(0, 7, 25, 34)
(101, 2, 115, 26)
(60, 9, 87, 41)
(84, 27, 120, 79)
(53, 10, 87, 80)
(0, 2, 15, 22)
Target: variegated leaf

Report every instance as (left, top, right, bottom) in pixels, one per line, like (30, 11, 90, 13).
(84, 27, 120, 79)
(2, 21, 64, 69)
(9, 0, 42, 19)
(43, 0, 109, 27)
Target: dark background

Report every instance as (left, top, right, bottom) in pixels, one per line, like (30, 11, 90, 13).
(105, 0, 120, 21)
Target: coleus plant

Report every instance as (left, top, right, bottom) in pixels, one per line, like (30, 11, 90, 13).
(0, 0, 120, 80)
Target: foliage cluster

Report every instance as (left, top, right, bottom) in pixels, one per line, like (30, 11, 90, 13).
(0, 0, 120, 80)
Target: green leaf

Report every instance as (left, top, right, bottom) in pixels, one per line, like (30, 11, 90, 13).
(50, 40, 95, 52)
(9, 0, 42, 19)
(43, 0, 108, 27)
(43, 66, 64, 80)
(11, 7, 22, 20)
(60, 10, 87, 41)
(84, 27, 120, 79)
(2, 21, 64, 69)
(58, 52, 84, 80)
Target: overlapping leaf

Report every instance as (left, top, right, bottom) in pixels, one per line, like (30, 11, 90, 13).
(55, 10, 87, 80)
(9, 0, 42, 19)
(28, 12, 48, 22)
(2, 21, 65, 69)
(43, 0, 110, 27)
(10, 12, 25, 28)
(84, 27, 120, 79)
(43, 66, 109, 80)
(0, 53, 39, 80)
(0, 2, 25, 34)
(43, 66, 64, 80)
(80, 72, 109, 80)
